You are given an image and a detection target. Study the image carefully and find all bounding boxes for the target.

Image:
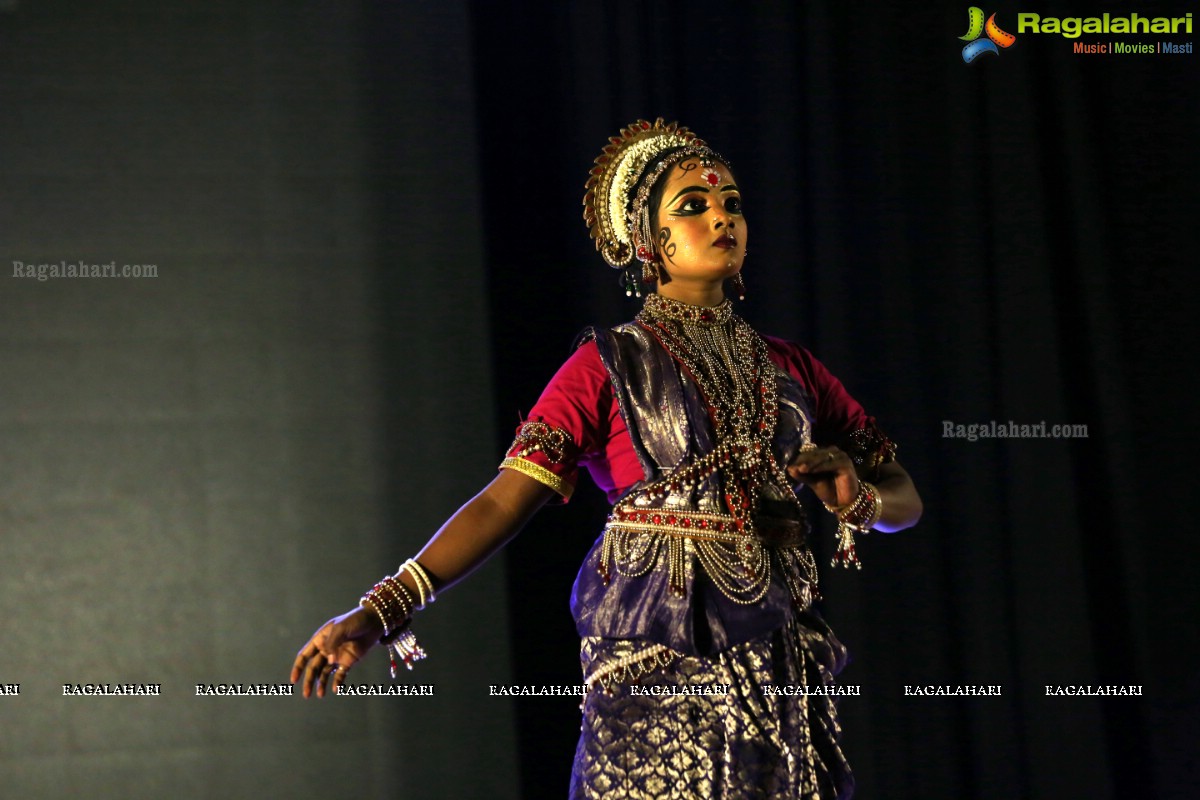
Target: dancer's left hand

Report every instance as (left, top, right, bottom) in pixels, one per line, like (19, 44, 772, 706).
(787, 447, 860, 510)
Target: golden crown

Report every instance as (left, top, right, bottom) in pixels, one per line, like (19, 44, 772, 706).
(582, 118, 707, 268)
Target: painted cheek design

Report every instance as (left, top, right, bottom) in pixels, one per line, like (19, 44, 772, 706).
(657, 227, 677, 263)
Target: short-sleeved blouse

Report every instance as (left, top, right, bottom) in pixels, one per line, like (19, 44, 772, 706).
(500, 334, 874, 503)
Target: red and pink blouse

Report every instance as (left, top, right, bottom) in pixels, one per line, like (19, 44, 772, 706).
(500, 335, 879, 503)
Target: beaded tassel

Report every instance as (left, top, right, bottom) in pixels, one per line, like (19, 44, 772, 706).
(388, 629, 427, 678)
(668, 535, 686, 597)
(828, 481, 880, 569)
(599, 525, 614, 585)
(832, 523, 862, 570)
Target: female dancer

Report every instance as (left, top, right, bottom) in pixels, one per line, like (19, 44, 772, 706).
(292, 119, 922, 799)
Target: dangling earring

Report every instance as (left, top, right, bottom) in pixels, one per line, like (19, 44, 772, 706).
(620, 264, 643, 297)
(730, 272, 746, 301)
(641, 259, 659, 287)
(630, 243, 658, 296)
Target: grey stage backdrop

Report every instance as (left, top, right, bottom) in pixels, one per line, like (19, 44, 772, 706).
(0, 2, 519, 798)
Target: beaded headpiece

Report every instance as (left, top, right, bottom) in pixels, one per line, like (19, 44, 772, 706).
(582, 118, 721, 270)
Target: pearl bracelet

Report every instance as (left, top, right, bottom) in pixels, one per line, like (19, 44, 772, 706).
(399, 559, 437, 609)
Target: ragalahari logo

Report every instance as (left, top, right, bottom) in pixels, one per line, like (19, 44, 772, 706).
(959, 7, 1017, 62)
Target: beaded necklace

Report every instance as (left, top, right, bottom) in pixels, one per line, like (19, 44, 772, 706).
(597, 293, 820, 608)
(635, 293, 793, 525)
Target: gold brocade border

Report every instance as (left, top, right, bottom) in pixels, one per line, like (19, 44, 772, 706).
(499, 457, 575, 500)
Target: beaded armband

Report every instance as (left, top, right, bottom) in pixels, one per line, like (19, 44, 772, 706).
(500, 419, 579, 499)
(841, 421, 898, 478)
(507, 419, 576, 463)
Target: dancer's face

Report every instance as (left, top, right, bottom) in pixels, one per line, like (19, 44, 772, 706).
(652, 158, 746, 283)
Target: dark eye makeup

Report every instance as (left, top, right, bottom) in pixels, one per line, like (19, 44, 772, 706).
(671, 196, 743, 215)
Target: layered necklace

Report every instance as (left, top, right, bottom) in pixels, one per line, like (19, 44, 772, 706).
(635, 293, 791, 531)
(598, 293, 818, 606)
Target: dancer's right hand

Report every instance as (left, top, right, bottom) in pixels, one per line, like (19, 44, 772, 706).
(290, 607, 384, 698)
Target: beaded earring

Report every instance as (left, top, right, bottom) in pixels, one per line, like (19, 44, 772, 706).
(640, 257, 659, 288)
(621, 264, 643, 297)
(730, 273, 746, 301)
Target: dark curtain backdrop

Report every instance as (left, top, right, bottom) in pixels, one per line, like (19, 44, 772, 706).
(466, 1, 1197, 798)
(0, 2, 522, 798)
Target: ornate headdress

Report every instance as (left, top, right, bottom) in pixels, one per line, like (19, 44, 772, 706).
(582, 118, 721, 277)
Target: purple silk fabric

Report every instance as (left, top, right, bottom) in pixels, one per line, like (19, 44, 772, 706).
(570, 322, 818, 657)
